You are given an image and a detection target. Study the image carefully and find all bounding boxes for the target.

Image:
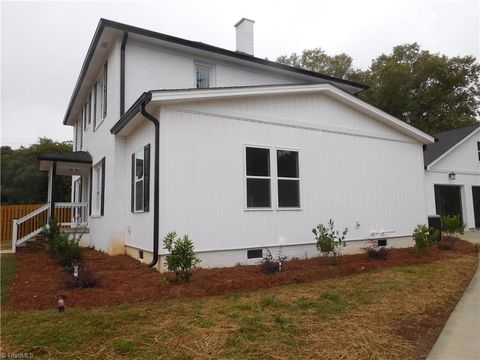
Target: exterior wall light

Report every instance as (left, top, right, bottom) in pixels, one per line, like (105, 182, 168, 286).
(448, 172, 456, 181)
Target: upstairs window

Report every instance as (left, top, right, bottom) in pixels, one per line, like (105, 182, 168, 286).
(196, 65, 210, 88)
(477, 141, 480, 161)
(83, 104, 87, 131)
(93, 82, 97, 129)
(245, 147, 271, 208)
(277, 150, 300, 208)
(102, 61, 108, 119)
(87, 93, 92, 126)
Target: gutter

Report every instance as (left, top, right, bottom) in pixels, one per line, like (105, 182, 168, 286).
(140, 101, 160, 268)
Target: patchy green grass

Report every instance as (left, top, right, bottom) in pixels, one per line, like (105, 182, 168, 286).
(0, 240, 12, 251)
(1, 254, 16, 302)
(1, 256, 476, 360)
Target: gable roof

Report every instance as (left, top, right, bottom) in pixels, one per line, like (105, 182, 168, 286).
(110, 83, 435, 145)
(63, 18, 368, 125)
(424, 122, 480, 167)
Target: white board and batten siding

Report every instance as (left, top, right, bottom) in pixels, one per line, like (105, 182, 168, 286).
(124, 122, 155, 251)
(121, 92, 427, 267)
(72, 41, 128, 253)
(124, 38, 302, 110)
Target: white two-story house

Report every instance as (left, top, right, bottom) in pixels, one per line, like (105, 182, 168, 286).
(30, 18, 435, 268)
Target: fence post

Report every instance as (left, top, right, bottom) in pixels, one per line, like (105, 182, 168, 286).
(12, 218, 18, 253)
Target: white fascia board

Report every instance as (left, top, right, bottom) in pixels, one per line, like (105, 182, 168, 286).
(426, 126, 480, 170)
(149, 84, 435, 144)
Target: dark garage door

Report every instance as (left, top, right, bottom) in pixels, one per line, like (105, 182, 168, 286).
(434, 185, 463, 222)
(473, 186, 480, 229)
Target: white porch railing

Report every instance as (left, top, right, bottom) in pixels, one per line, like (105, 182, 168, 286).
(11, 202, 89, 253)
(55, 202, 89, 227)
(12, 204, 50, 253)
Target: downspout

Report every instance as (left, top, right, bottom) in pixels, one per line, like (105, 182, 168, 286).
(141, 102, 160, 267)
(120, 31, 128, 116)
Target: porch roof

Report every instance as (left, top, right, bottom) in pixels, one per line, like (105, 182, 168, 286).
(37, 151, 92, 176)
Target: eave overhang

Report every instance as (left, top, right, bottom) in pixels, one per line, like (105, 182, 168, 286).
(63, 18, 369, 126)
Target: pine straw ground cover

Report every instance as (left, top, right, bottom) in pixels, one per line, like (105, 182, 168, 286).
(1, 253, 477, 359)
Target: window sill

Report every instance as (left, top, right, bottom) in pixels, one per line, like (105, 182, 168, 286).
(90, 214, 102, 218)
(277, 207, 302, 211)
(93, 119, 105, 132)
(244, 208, 274, 212)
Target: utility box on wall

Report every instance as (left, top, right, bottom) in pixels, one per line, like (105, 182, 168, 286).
(428, 215, 442, 241)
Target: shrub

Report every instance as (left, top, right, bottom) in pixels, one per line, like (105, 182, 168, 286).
(441, 215, 465, 238)
(313, 219, 348, 263)
(362, 240, 389, 260)
(412, 224, 436, 255)
(260, 247, 287, 274)
(163, 231, 200, 282)
(42, 220, 82, 270)
(64, 261, 101, 288)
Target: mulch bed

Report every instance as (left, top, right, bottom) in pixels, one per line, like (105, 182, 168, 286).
(6, 239, 477, 310)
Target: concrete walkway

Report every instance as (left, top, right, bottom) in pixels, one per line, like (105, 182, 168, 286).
(427, 231, 480, 360)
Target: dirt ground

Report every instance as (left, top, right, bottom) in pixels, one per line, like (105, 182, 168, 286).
(6, 239, 477, 311)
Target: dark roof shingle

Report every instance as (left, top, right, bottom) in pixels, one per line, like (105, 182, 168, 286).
(424, 123, 480, 167)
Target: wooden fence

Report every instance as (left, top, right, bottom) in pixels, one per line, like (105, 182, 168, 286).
(1, 204, 72, 241)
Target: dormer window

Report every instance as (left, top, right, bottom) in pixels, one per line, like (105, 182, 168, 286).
(196, 64, 210, 88)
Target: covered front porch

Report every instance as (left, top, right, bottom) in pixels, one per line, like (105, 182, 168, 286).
(10, 151, 92, 253)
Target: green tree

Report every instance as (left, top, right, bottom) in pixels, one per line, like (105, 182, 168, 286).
(360, 43, 480, 134)
(277, 43, 480, 134)
(277, 48, 359, 80)
(1, 138, 72, 204)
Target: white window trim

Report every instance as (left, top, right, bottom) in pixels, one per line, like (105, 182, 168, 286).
(91, 160, 103, 216)
(244, 145, 272, 211)
(134, 147, 145, 213)
(194, 61, 215, 88)
(102, 61, 108, 120)
(276, 148, 301, 210)
(94, 79, 105, 131)
(243, 144, 302, 211)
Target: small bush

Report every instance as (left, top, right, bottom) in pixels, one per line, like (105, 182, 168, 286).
(362, 240, 389, 260)
(42, 220, 82, 270)
(260, 248, 287, 274)
(163, 231, 200, 282)
(441, 215, 465, 238)
(313, 219, 348, 263)
(412, 224, 436, 255)
(64, 261, 101, 288)
(261, 250, 279, 274)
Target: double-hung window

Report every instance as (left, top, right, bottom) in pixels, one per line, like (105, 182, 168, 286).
(277, 150, 300, 208)
(102, 61, 108, 119)
(245, 146, 300, 209)
(87, 93, 92, 126)
(196, 64, 210, 88)
(245, 147, 271, 208)
(477, 141, 480, 161)
(90, 158, 105, 216)
(131, 145, 150, 213)
(93, 82, 97, 129)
